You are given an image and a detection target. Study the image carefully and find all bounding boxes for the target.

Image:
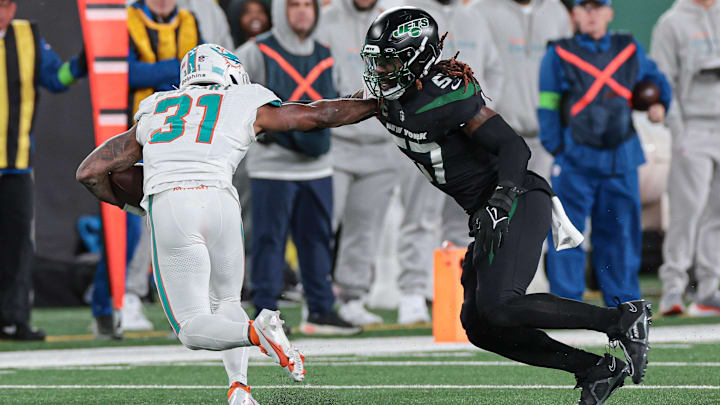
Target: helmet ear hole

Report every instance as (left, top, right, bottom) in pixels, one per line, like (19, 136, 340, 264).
(230, 75, 238, 85)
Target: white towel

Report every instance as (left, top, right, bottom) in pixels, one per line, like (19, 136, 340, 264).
(551, 196, 584, 251)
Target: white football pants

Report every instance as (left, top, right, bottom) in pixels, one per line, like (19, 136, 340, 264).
(147, 185, 252, 385)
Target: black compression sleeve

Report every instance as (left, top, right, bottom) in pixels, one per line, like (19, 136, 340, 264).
(469, 115, 530, 188)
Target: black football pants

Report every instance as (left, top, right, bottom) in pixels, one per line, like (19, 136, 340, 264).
(0, 173, 34, 327)
(460, 190, 621, 374)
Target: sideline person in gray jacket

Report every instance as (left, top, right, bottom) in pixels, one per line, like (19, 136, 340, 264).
(237, 0, 360, 335)
(315, 0, 400, 326)
(475, 0, 571, 180)
(177, 0, 234, 49)
(651, 0, 720, 317)
(475, 0, 571, 294)
(388, 0, 506, 324)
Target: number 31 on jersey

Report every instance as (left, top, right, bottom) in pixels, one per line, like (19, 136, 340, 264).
(149, 93, 223, 144)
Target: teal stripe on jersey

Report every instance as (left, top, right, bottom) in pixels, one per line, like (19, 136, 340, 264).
(149, 195, 181, 334)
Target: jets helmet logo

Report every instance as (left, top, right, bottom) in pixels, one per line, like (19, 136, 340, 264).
(392, 18, 429, 39)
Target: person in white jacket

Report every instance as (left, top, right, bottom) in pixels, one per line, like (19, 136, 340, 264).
(651, 0, 720, 317)
(475, 0, 572, 180)
(315, 0, 402, 326)
(390, 0, 506, 325)
(474, 0, 571, 294)
(177, 0, 234, 49)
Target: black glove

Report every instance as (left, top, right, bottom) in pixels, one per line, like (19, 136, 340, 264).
(256, 132, 274, 145)
(470, 183, 522, 264)
(76, 44, 88, 77)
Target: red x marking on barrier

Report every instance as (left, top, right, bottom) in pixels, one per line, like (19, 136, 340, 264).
(257, 43, 334, 101)
(555, 42, 636, 117)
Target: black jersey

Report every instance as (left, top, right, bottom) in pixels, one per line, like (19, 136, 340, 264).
(378, 68, 552, 213)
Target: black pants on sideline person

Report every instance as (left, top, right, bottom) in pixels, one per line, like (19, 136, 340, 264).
(0, 173, 44, 340)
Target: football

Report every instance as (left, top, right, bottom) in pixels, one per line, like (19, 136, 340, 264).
(631, 81, 661, 111)
(109, 165, 144, 208)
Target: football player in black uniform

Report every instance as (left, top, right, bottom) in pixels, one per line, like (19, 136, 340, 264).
(360, 7, 651, 405)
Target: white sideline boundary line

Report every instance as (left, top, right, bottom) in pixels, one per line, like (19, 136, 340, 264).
(0, 384, 718, 390)
(1, 324, 719, 369)
(53, 360, 720, 369)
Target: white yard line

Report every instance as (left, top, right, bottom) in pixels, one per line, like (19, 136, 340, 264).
(0, 384, 718, 390)
(43, 360, 720, 370)
(0, 324, 718, 369)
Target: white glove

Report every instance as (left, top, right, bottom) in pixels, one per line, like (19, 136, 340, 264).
(123, 203, 146, 217)
(551, 196, 583, 250)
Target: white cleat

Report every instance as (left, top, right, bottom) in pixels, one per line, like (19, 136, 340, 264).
(228, 382, 260, 405)
(253, 309, 305, 382)
(338, 300, 383, 326)
(398, 294, 430, 325)
(121, 294, 154, 331)
(687, 302, 720, 317)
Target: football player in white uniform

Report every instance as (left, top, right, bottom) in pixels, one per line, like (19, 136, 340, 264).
(76, 44, 378, 405)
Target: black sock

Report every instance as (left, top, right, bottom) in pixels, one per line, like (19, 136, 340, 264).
(488, 293, 621, 333)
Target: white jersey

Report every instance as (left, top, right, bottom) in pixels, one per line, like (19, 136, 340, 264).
(134, 84, 280, 208)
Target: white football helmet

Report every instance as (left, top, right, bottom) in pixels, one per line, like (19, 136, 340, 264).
(180, 44, 250, 89)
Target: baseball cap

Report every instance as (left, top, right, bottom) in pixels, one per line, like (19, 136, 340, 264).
(575, 0, 611, 6)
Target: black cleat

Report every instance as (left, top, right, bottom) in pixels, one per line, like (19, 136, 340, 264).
(575, 354, 629, 405)
(609, 300, 652, 384)
(0, 324, 46, 341)
(299, 311, 362, 336)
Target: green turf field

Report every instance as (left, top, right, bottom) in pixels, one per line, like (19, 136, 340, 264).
(2, 277, 720, 405)
(1, 343, 719, 404)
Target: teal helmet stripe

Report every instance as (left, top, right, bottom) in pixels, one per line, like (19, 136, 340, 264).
(188, 48, 197, 74)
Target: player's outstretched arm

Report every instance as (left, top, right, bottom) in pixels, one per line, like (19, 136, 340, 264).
(254, 98, 378, 134)
(76, 125, 143, 207)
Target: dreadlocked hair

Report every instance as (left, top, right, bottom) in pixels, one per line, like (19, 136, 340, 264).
(414, 32, 480, 96)
(435, 52, 480, 95)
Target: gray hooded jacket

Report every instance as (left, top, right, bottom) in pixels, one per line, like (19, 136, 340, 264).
(651, 0, 720, 131)
(405, 0, 505, 107)
(475, 0, 572, 137)
(315, 0, 389, 145)
(237, 0, 333, 180)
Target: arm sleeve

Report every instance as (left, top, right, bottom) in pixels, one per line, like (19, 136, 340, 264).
(537, 46, 566, 156)
(127, 45, 181, 90)
(38, 38, 71, 93)
(650, 20, 684, 133)
(236, 41, 267, 86)
(635, 39, 672, 111)
(471, 115, 530, 188)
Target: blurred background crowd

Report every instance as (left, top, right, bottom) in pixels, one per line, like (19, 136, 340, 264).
(1, 0, 718, 341)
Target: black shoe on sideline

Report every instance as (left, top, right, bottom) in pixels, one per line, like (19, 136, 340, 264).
(0, 324, 46, 341)
(608, 299, 652, 384)
(299, 311, 362, 336)
(92, 313, 123, 341)
(575, 354, 629, 405)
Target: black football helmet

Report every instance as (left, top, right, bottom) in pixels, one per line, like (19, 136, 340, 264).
(361, 7, 442, 99)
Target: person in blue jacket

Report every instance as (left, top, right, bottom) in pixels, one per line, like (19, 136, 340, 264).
(537, 0, 671, 306)
(0, 0, 86, 341)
